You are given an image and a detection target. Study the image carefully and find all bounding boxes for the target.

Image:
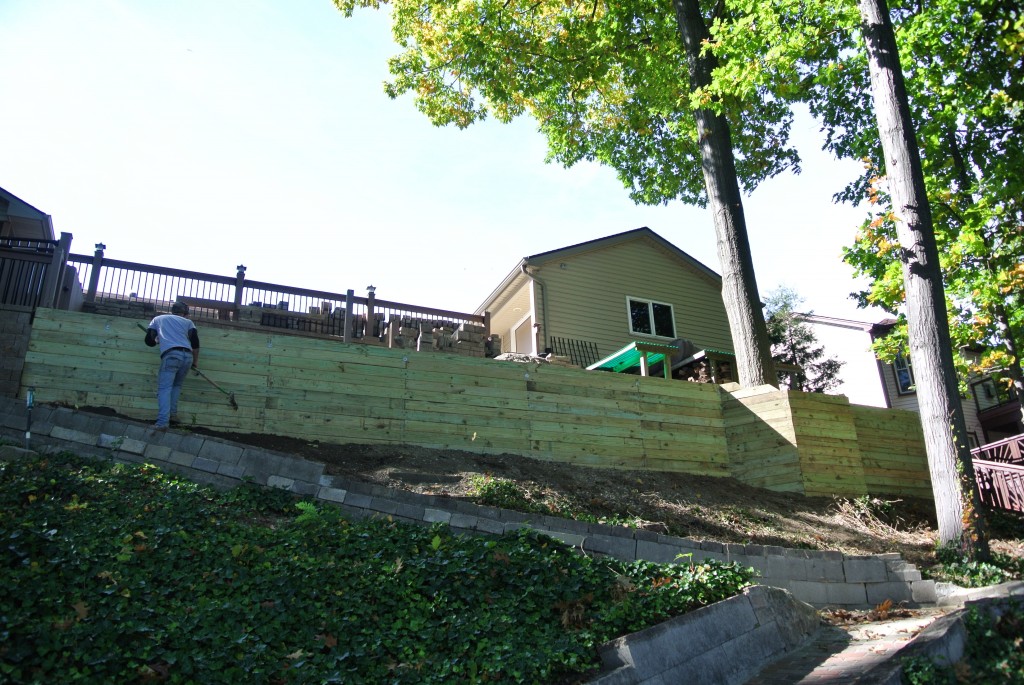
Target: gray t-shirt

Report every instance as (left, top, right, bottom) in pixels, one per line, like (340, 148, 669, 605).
(148, 314, 198, 354)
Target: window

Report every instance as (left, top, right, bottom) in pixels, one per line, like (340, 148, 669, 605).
(628, 298, 675, 338)
(893, 353, 915, 394)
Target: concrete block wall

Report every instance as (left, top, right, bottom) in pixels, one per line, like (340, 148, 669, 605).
(0, 395, 937, 610)
(589, 585, 821, 685)
(0, 309, 32, 397)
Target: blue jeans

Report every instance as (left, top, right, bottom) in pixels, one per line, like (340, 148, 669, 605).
(156, 349, 193, 427)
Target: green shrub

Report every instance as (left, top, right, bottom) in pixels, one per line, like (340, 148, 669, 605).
(901, 602, 1024, 684)
(926, 543, 1024, 588)
(0, 453, 755, 684)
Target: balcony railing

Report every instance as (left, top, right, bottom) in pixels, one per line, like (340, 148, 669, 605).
(66, 247, 489, 345)
(971, 434, 1024, 514)
(0, 235, 73, 311)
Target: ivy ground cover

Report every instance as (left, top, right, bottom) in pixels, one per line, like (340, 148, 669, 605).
(0, 452, 754, 684)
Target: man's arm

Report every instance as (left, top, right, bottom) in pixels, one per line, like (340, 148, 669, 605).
(144, 328, 158, 347)
(189, 328, 200, 368)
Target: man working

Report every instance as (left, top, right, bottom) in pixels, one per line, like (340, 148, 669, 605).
(144, 301, 200, 430)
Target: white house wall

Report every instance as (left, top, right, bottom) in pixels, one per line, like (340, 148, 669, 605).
(805, 320, 888, 407)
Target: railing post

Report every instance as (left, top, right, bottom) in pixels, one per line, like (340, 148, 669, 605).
(86, 243, 104, 303)
(365, 286, 376, 339)
(343, 289, 355, 343)
(483, 310, 491, 338)
(40, 232, 73, 309)
(234, 265, 246, 309)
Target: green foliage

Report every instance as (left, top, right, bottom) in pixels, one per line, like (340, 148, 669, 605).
(764, 287, 845, 393)
(0, 453, 754, 683)
(468, 474, 650, 529)
(901, 602, 1024, 684)
(926, 544, 1024, 588)
(335, 0, 803, 208)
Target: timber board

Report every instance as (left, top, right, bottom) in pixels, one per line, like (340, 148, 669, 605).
(402, 399, 596, 425)
(399, 408, 531, 432)
(635, 428, 726, 447)
(641, 443, 729, 463)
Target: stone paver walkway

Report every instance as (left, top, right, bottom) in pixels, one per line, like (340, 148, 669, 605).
(745, 607, 952, 684)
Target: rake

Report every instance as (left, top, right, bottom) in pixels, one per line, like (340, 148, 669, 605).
(192, 367, 239, 410)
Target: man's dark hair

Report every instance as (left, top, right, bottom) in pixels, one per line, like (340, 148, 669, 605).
(171, 302, 189, 316)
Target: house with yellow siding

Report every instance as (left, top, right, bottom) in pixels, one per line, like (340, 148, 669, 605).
(475, 227, 734, 367)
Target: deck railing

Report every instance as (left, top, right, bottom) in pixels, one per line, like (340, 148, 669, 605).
(971, 434, 1024, 514)
(0, 234, 73, 311)
(66, 246, 488, 344)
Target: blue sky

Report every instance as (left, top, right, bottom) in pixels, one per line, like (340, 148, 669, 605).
(1, 0, 883, 321)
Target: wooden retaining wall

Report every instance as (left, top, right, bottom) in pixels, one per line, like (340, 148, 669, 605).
(19, 308, 931, 497)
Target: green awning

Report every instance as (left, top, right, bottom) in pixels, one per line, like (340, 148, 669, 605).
(586, 341, 682, 377)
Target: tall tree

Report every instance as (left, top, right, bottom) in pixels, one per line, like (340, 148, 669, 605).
(764, 287, 844, 393)
(855, 0, 988, 556)
(335, 0, 779, 386)
(634, 0, 1000, 553)
(835, 1, 1024, 424)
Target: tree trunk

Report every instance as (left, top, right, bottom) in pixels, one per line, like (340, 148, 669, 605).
(672, 0, 777, 388)
(858, 0, 989, 557)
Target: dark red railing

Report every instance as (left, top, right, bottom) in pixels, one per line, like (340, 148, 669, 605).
(971, 435, 1024, 514)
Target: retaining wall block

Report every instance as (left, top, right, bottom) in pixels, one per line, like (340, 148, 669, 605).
(368, 497, 400, 516)
(637, 539, 691, 565)
(475, 517, 506, 535)
(912, 580, 938, 604)
(267, 475, 294, 489)
(787, 580, 830, 607)
(765, 554, 809, 582)
(217, 463, 246, 480)
(318, 487, 348, 504)
(449, 513, 480, 531)
(193, 457, 222, 474)
(343, 492, 372, 509)
(807, 557, 846, 582)
(844, 557, 889, 583)
(50, 425, 95, 445)
(289, 481, 319, 497)
(866, 581, 915, 606)
(198, 440, 245, 464)
(542, 530, 586, 548)
(584, 535, 638, 560)
(423, 508, 451, 524)
(825, 582, 868, 607)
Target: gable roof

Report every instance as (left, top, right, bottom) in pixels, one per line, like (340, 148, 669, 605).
(0, 186, 55, 240)
(475, 227, 722, 315)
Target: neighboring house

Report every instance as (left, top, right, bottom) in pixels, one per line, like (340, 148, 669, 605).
(1, 186, 55, 240)
(1, 186, 79, 311)
(475, 227, 734, 368)
(803, 314, 1023, 447)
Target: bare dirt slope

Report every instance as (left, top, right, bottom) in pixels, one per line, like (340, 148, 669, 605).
(190, 427, 945, 564)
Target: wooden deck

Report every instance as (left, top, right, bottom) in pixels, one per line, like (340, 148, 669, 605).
(972, 435, 1024, 514)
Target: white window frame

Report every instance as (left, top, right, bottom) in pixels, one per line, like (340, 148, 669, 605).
(626, 297, 676, 339)
(893, 352, 915, 395)
(511, 313, 535, 355)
